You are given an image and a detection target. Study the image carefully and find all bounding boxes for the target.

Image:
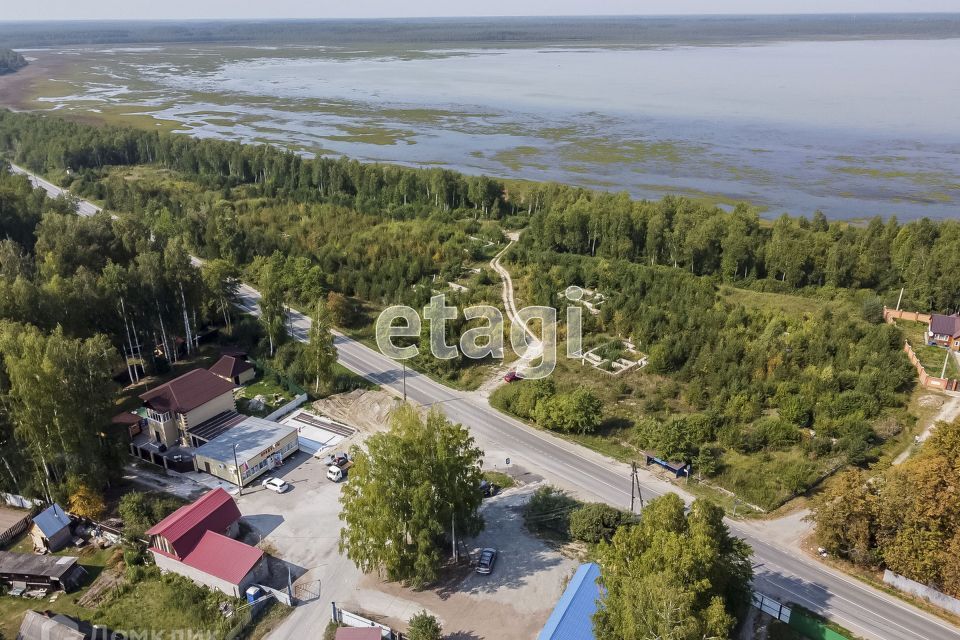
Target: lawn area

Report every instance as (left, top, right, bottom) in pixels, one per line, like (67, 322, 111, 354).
(914, 343, 960, 379)
(482, 471, 516, 490)
(896, 319, 960, 379)
(236, 376, 295, 417)
(93, 568, 240, 638)
(711, 448, 845, 513)
(720, 285, 857, 319)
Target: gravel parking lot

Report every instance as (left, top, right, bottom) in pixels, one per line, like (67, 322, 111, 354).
(236, 452, 577, 640)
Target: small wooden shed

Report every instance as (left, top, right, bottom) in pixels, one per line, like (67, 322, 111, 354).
(29, 504, 72, 552)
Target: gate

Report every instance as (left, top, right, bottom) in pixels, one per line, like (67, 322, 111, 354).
(294, 580, 320, 603)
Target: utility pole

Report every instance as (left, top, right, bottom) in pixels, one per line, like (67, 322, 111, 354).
(233, 443, 243, 496)
(402, 361, 407, 403)
(896, 287, 904, 312)
(630, 462, 643, 513)
(451, 511, 457, 563)
(942, 349, 951, 379)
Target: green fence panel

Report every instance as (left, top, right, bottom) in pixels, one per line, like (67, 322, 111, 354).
(788, 609, 850, 640)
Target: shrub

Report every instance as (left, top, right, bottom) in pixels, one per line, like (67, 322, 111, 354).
(534, 389, 602, 434)
(68, 482, 106, 520)
(569, 503, 628, 543)
(407, 611, 442, 640)
(861, 297, 884, 324)
(524, 486, 581, 540)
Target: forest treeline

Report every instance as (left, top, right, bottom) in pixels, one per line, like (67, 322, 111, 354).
(522, 198, 960, 313)
(2, 14, 958, 49)
(0, 49, 26, 75)
(2, 109, 958, 313)
(813, 416, 960, 599)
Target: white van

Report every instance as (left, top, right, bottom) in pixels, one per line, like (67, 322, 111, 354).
(326, 465, 346, 482)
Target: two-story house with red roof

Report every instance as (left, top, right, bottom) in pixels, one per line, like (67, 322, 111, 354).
(146, 488, 266, 597)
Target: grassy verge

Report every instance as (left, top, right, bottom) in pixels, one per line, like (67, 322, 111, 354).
(482, 471, 516, 490)
(235, 600, 293, 640)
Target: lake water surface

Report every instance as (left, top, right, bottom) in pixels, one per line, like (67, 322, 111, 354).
(23, 37, 960, 219)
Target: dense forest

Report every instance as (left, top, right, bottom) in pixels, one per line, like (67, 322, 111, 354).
(0, 166, 232, 504)
(2, 110, 958, 313)
(0, 49, 26, 75)
(813, 416, 960, 598)
(0, 108, 949, 509)
(495, 250, 915, 508)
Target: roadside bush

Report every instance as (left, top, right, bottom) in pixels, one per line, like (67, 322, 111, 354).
(407, 611, 442, 640)
(524, 486, 581, 540)
(569, 503, 629, 544)
(533, 389, 602, 434)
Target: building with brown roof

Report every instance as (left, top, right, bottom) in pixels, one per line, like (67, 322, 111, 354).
(139, 369, 237, 447)
(929, 313, 960, 352)
(209, 354, 256, 385)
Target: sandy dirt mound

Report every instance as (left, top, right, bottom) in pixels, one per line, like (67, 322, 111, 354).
(311, 389, 398, 435)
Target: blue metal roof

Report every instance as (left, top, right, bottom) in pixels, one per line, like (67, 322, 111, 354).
(33, 504, 70, 537)
(538, 563, 602, 640)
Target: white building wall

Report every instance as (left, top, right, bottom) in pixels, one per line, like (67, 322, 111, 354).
(150, 550, 266, 598)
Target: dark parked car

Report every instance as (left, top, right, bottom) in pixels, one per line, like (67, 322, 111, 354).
(322, 452, 350, 468)
(476, 548, 497, 575)
(479, 480, 500, 498)
(503, 371, 522, 383)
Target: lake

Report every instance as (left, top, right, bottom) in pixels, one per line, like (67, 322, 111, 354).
(10, 26, 960, 219)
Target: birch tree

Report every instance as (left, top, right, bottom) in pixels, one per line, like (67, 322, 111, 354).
(302, 298, 336, 393)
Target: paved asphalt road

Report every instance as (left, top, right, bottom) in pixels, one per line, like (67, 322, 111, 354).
(10, 162, 960, 640)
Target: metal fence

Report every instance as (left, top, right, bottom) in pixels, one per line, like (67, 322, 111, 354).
(330, 602, 405, 640)
(752, 592, 791, 623)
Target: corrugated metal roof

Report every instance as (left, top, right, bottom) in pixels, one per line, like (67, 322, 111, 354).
(180, 530, 263, 585)
(16, 611, 86, 640)
(192, 416, 297, 464)
(538, 563, 602, 640)
(32, 504, 70, 538)
(146, 488, 241, 558)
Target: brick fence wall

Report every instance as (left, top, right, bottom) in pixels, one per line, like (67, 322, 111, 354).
(902, 341, 959, 392)
(884, 307, 932, 324)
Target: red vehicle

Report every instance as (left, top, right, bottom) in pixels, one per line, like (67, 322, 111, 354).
(503, 371, 523, 383)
